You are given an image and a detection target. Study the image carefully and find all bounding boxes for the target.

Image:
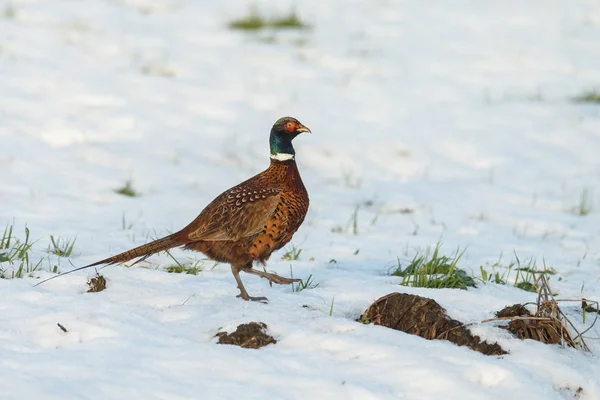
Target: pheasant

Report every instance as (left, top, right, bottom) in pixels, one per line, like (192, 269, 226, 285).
(36, 116, 311, 301)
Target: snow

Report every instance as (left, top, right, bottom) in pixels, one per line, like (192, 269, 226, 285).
(1, 0, 600, 399)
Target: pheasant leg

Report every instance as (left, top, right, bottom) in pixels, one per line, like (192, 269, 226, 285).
(231, 265, 268, 302)
(244, 267, 301, 285)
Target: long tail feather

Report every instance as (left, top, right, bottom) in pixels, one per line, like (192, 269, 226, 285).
(33, 232, 185, 287)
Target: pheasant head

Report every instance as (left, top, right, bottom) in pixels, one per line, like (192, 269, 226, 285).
(269, 116, 311, 161)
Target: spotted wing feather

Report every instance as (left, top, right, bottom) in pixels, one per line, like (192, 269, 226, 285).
(186, 187, 280, 242)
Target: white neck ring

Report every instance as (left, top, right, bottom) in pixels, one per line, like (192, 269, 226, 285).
(270, 153, 295, 161)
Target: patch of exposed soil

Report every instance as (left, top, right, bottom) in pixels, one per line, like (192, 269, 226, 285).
(216, 322, 276, 349)
(359, 293, 507, 356)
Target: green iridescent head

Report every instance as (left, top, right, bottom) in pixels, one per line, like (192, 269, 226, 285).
(269, 116, 311, 161)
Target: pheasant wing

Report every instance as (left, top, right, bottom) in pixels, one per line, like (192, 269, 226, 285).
(186, 187, 280, 241)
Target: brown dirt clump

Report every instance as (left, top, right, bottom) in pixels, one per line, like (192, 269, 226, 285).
(87, 274, 107, 293)
(216, 322, 276, 349)
(359, 292, 507, 356)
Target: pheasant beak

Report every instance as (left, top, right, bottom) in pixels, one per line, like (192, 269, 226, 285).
(296, 124, 311, 134)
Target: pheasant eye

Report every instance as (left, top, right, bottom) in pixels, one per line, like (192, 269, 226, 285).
(284, 122, 297, 132)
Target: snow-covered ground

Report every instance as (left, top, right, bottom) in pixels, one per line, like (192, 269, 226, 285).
(2, 0, 600, 398)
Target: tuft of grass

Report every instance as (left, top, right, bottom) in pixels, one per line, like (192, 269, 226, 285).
(331, 205, 360, 235)
(478, 253, 557, 294)
(3, 3, 16, 19)
(164, 262, 203, 275)
(282, 244, 302, 261)
(341, 170, 362, 189)
(571, 188, 592, 216)
(513, 257, 555, 293)
(0, 224, 43, 279)
(229, 10, 265, 30)
(392, 243, 475, 290)
(1, 223, 14, 250)
(228, 8, 308, 31)
(573, 90, 600, 104)
(47, 235, 76, 257)
(114, 180, 139, 197)
(139, 62, 177, 78)
(269, 11, 306, 29)
(163, 249, 204, 275)
(330, 225, 343, 233)
(478, 264, 508, 285)
(349, 206, 359, 235)
(292, 274, 319, 292)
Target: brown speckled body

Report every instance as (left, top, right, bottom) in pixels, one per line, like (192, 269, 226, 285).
(183, 158, 309, 267)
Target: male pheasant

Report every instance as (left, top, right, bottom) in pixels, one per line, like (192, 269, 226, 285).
(36, 117, 311, 301)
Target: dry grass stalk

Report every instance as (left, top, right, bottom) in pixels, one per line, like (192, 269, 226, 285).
(529, 274, 590, 351)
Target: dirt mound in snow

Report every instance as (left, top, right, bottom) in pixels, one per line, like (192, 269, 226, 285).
(216, 322, 276, 349)
(497, 303, 576, 347)
(87, 274, 106, 293)
(359, 293, 507, 356)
